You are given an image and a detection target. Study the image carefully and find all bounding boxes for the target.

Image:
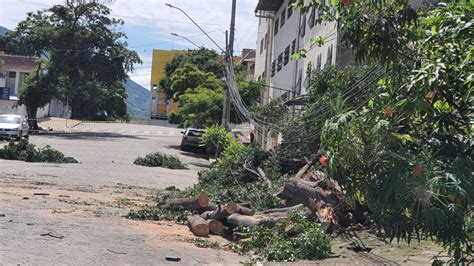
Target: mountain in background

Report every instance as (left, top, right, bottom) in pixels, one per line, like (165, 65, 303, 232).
(124, 79, 149, 120)
(0, 26, 9, 36)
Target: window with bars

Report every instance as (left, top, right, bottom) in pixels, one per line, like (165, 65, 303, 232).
(284, 46, 290, 65)
(277, 53, 283, 71)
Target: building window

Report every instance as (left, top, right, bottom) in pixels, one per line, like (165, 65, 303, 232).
(284, 46, 290, 65)
(300, 15, 306, 37)
(274, 18, 279, 36)
(260, 38, 264, 54)
(308, 6, 316, 28)
(326, 44, 334, 66)
(291, 39, 296, 55)
(288, 0, 294, 18)
(271, 60, 276, 76)
(280, 8, 286, 27)
(8, 72, 16, 78)
(316, 54, 322, 70)
(264, 33, 269, 49)
(277, 53, 283, 71)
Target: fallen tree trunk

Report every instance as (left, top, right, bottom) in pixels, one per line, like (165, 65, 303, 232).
(261, 204, 305, 215)
(187, 215, 209, 237)
(294, 158, 314, 180)
(278, 178, 354, 227)
(257, 167, 272, 187)
(162, 192, 209, 211)
(236, 204, 255, 216)
(207, 219, 224, 234)
(226, 213, 275, 227)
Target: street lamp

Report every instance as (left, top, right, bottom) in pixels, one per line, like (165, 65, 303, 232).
(165, 3, 225, 52)
(170, 33, 201, 49)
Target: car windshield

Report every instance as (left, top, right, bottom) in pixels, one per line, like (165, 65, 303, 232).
(188, 130, 205, 137)
(0, 116, 21, 124)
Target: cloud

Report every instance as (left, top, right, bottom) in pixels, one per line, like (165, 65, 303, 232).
(0, 0, 259, 88)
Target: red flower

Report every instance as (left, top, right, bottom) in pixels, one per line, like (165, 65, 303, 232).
(343, 0, 350, 7)
(386, 105, 393, 119)
(319, 156, 328, 167)
(412, 165, 424, 174)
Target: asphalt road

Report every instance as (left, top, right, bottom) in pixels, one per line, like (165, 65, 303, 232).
(0, 123, 246, 265)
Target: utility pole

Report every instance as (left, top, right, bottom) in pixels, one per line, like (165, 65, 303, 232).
(222, 0, 236, 131)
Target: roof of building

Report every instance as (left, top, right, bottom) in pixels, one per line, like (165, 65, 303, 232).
(255, 0, 284, 12)
(0, 54, 38, 71)
(241, 49, 256, 63)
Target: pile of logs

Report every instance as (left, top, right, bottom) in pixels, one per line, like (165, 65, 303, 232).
(161, 169, 368, 237)
(160, 192, 311, 237)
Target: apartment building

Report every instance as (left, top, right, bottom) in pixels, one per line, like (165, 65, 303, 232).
(254, 0, 354, 104)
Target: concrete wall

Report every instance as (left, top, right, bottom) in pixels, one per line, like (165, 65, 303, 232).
(0, 100, 49, 118)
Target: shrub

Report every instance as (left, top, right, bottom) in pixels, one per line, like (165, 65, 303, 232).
(0, 140, 78, 163)
(200, 125, 236, 158)
(240, 212, 331, 262)
(134, 152, 187, 169)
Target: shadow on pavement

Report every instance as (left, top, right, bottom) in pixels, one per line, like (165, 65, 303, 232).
(34, 132, 145, 140)
(167, 144, 208, 159)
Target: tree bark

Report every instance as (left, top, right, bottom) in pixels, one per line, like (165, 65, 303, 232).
(26, 105, 39, 130)
(200, 202, 237, 221)
(161, 193, 209, 211)
(187, 215, 209, 237)
(236, 204, 255, 216)
(226, 213, 275, 227)
(207, 219, 224, 234)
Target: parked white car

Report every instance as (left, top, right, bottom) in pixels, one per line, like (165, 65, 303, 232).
(0, 114, 29, 141)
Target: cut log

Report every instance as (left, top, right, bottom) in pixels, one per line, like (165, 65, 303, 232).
(226, 213, 274, 227)
(162, 192, 209, 211)
(236, 204, 255, 216)
(207, 219, 224, 234)
(187, 215, 209, 237)
(200, 202, 237, 221)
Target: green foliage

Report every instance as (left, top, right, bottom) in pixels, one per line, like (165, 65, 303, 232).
(9, 1, 141, 119)
(126, 204, 187, 223)
(168, 87, 224, 128)
(186, 238, 220, 249)
(169, 63, 223, 100)
(0, 140, 78, 163)
(200, 125, 236, 157)
(184, 144, 283, 211)
(240, 212, 331, 262)
(134, 152, 187, 169)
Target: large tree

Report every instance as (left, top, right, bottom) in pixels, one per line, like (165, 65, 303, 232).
(10, 0, 141, 120)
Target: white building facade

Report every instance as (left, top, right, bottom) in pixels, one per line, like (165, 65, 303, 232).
(0, 54, 69, 118)
(254, 0, 354, 103)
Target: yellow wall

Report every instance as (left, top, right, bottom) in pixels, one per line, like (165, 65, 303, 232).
(150, 49, 189, 87)
(150, 50, 189, 118)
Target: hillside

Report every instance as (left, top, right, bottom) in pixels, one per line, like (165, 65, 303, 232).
(0, 26, 9, 36)
(124, 79, 149, 120)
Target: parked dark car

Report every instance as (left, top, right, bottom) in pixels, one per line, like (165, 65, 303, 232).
(180, 128, 206, 151)
(91, 111, 109, 121)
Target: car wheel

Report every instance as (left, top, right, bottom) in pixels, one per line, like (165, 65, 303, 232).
(24, 134, 29, 140)
(180, 145, 188, 152)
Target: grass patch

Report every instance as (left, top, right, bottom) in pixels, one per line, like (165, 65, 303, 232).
(186, 238, 220, 249)
(0, 140, 78, 163)
(126, 204, 187, 223)
(134, 152, 187, 169)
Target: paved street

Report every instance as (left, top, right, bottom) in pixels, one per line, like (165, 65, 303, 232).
(0, 123, 245, 265)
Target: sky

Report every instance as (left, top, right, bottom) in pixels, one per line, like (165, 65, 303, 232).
(0, 0, 259, 89)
